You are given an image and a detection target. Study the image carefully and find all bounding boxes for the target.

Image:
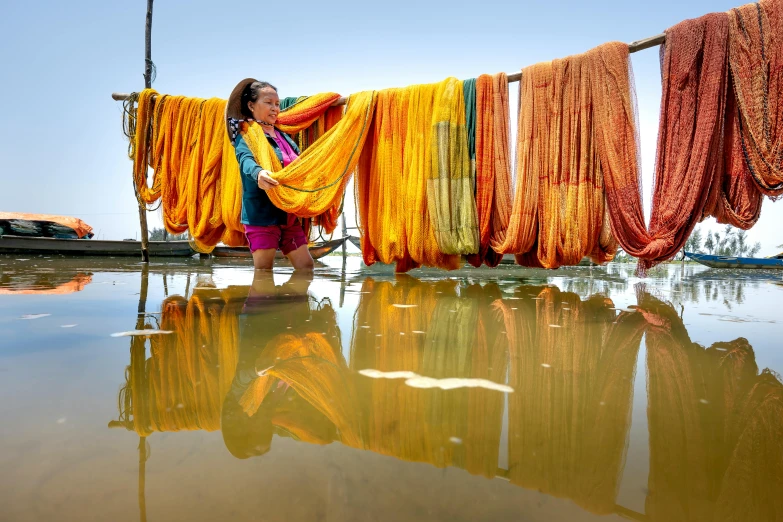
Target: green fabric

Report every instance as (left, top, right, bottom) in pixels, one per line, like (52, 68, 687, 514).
(462, 79, 476, 161)
(280, 97, 300, 111)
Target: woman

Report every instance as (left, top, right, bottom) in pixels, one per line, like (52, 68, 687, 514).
(226, 78, 314, 271)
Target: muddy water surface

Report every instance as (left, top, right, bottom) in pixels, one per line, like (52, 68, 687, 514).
(1, 255, 781, 522)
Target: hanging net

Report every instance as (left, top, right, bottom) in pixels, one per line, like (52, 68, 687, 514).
(728, 0, 783, 197)
(355, 81, 475, 271)
(239, 90, 376, 218)
(641, 13, 732, 272)
(428, 77, 480, 255)
(468, 73, 512, 268)
(492, 44, 621, 268)
(124, 88, 351, 250)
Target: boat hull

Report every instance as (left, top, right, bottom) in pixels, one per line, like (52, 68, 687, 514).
(685, 251, 783, 269)
(0, 235, 195, 257)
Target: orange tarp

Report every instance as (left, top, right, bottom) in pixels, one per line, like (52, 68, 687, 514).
(0, 212, 93, 239)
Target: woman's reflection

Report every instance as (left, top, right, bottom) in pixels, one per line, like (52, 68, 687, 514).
(221, 270, 355, 459)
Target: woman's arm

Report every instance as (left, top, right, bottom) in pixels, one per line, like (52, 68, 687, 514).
(235, 135, 279, 190)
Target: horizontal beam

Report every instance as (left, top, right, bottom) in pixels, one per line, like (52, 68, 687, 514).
(111, 33, 665, 106)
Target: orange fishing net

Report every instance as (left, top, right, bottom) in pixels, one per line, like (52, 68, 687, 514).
(639, 14, 731, 272)
(468, 73, 511, 268)
(608, 1, 780, 271)
(274, 93, 342, 135)
(706, 83, 764, 229)
(356, 88, 409, 266)
(728, 0, 783, 197)
(496, 45, 620, 268)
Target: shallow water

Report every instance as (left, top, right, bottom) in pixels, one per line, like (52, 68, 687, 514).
(1, 255, 782, 522)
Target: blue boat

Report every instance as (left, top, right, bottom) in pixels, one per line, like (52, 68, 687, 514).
(684, 251, 783, 269)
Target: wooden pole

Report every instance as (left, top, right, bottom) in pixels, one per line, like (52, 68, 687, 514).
(111, 33, 665, 106)
(133, 264, 149, 522)
(341, 213, 347, 260)
(138, 436, 148, 522)
(137, 0, 154, 263)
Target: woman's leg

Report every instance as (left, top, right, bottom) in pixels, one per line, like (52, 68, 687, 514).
(286, 243, 314, 271)
(251, 248, 277, 270)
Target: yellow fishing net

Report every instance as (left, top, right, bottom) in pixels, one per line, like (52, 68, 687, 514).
(428, 78, 479, 255)
(355, 88, 409, 266)
(356, 80, 477, 271)
(126, 89, 355, 249)
(239, 90, 376, 217)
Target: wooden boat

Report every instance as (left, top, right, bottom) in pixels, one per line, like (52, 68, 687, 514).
(0, 235, 195, 257)
(211, 237, 347, 260)
(0, 212, 94, 239)
(685, 251, 783, 269)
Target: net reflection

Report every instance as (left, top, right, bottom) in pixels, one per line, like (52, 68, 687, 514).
(350, 277, 508, 477)
(119, 286, 245, 435)
(496, 285, 645, 514)
(640, 289, 783, 521)
(111, 274, 783, 520)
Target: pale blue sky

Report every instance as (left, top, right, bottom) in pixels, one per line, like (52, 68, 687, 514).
(1, 0, 780, 254)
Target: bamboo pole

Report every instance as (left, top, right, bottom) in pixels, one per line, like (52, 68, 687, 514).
(136, 0, 154, 263)
(111, 33, 665, 105)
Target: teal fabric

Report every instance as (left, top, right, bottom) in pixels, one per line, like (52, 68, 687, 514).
(280, 97, 300, 110)
(462, 79, 477, 162)
(233, 131, 301, 226)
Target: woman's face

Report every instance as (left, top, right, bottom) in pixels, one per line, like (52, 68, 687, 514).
(248, 87, 280, 125)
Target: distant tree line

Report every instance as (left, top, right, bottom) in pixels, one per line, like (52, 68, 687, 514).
(611, 224, 764, 263)
(149, 227, 188, 241)
(685, 225, 760, 257)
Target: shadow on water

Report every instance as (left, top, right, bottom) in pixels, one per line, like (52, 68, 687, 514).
(103, 265, 783, 522)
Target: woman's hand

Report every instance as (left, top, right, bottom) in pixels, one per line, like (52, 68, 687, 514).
(256, 169, 279, 190)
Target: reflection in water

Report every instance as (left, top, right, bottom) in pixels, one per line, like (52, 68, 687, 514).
(0, 270, 92, 294)
(112, 273, 783, 521)
(640, 289, 783, 521)
(497, 285, 645, 514)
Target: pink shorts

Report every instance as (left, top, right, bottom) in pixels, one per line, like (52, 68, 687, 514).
(244, 215, 307, 255)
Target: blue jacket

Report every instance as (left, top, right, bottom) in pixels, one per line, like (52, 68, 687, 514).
(234, 131, 301, 226)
